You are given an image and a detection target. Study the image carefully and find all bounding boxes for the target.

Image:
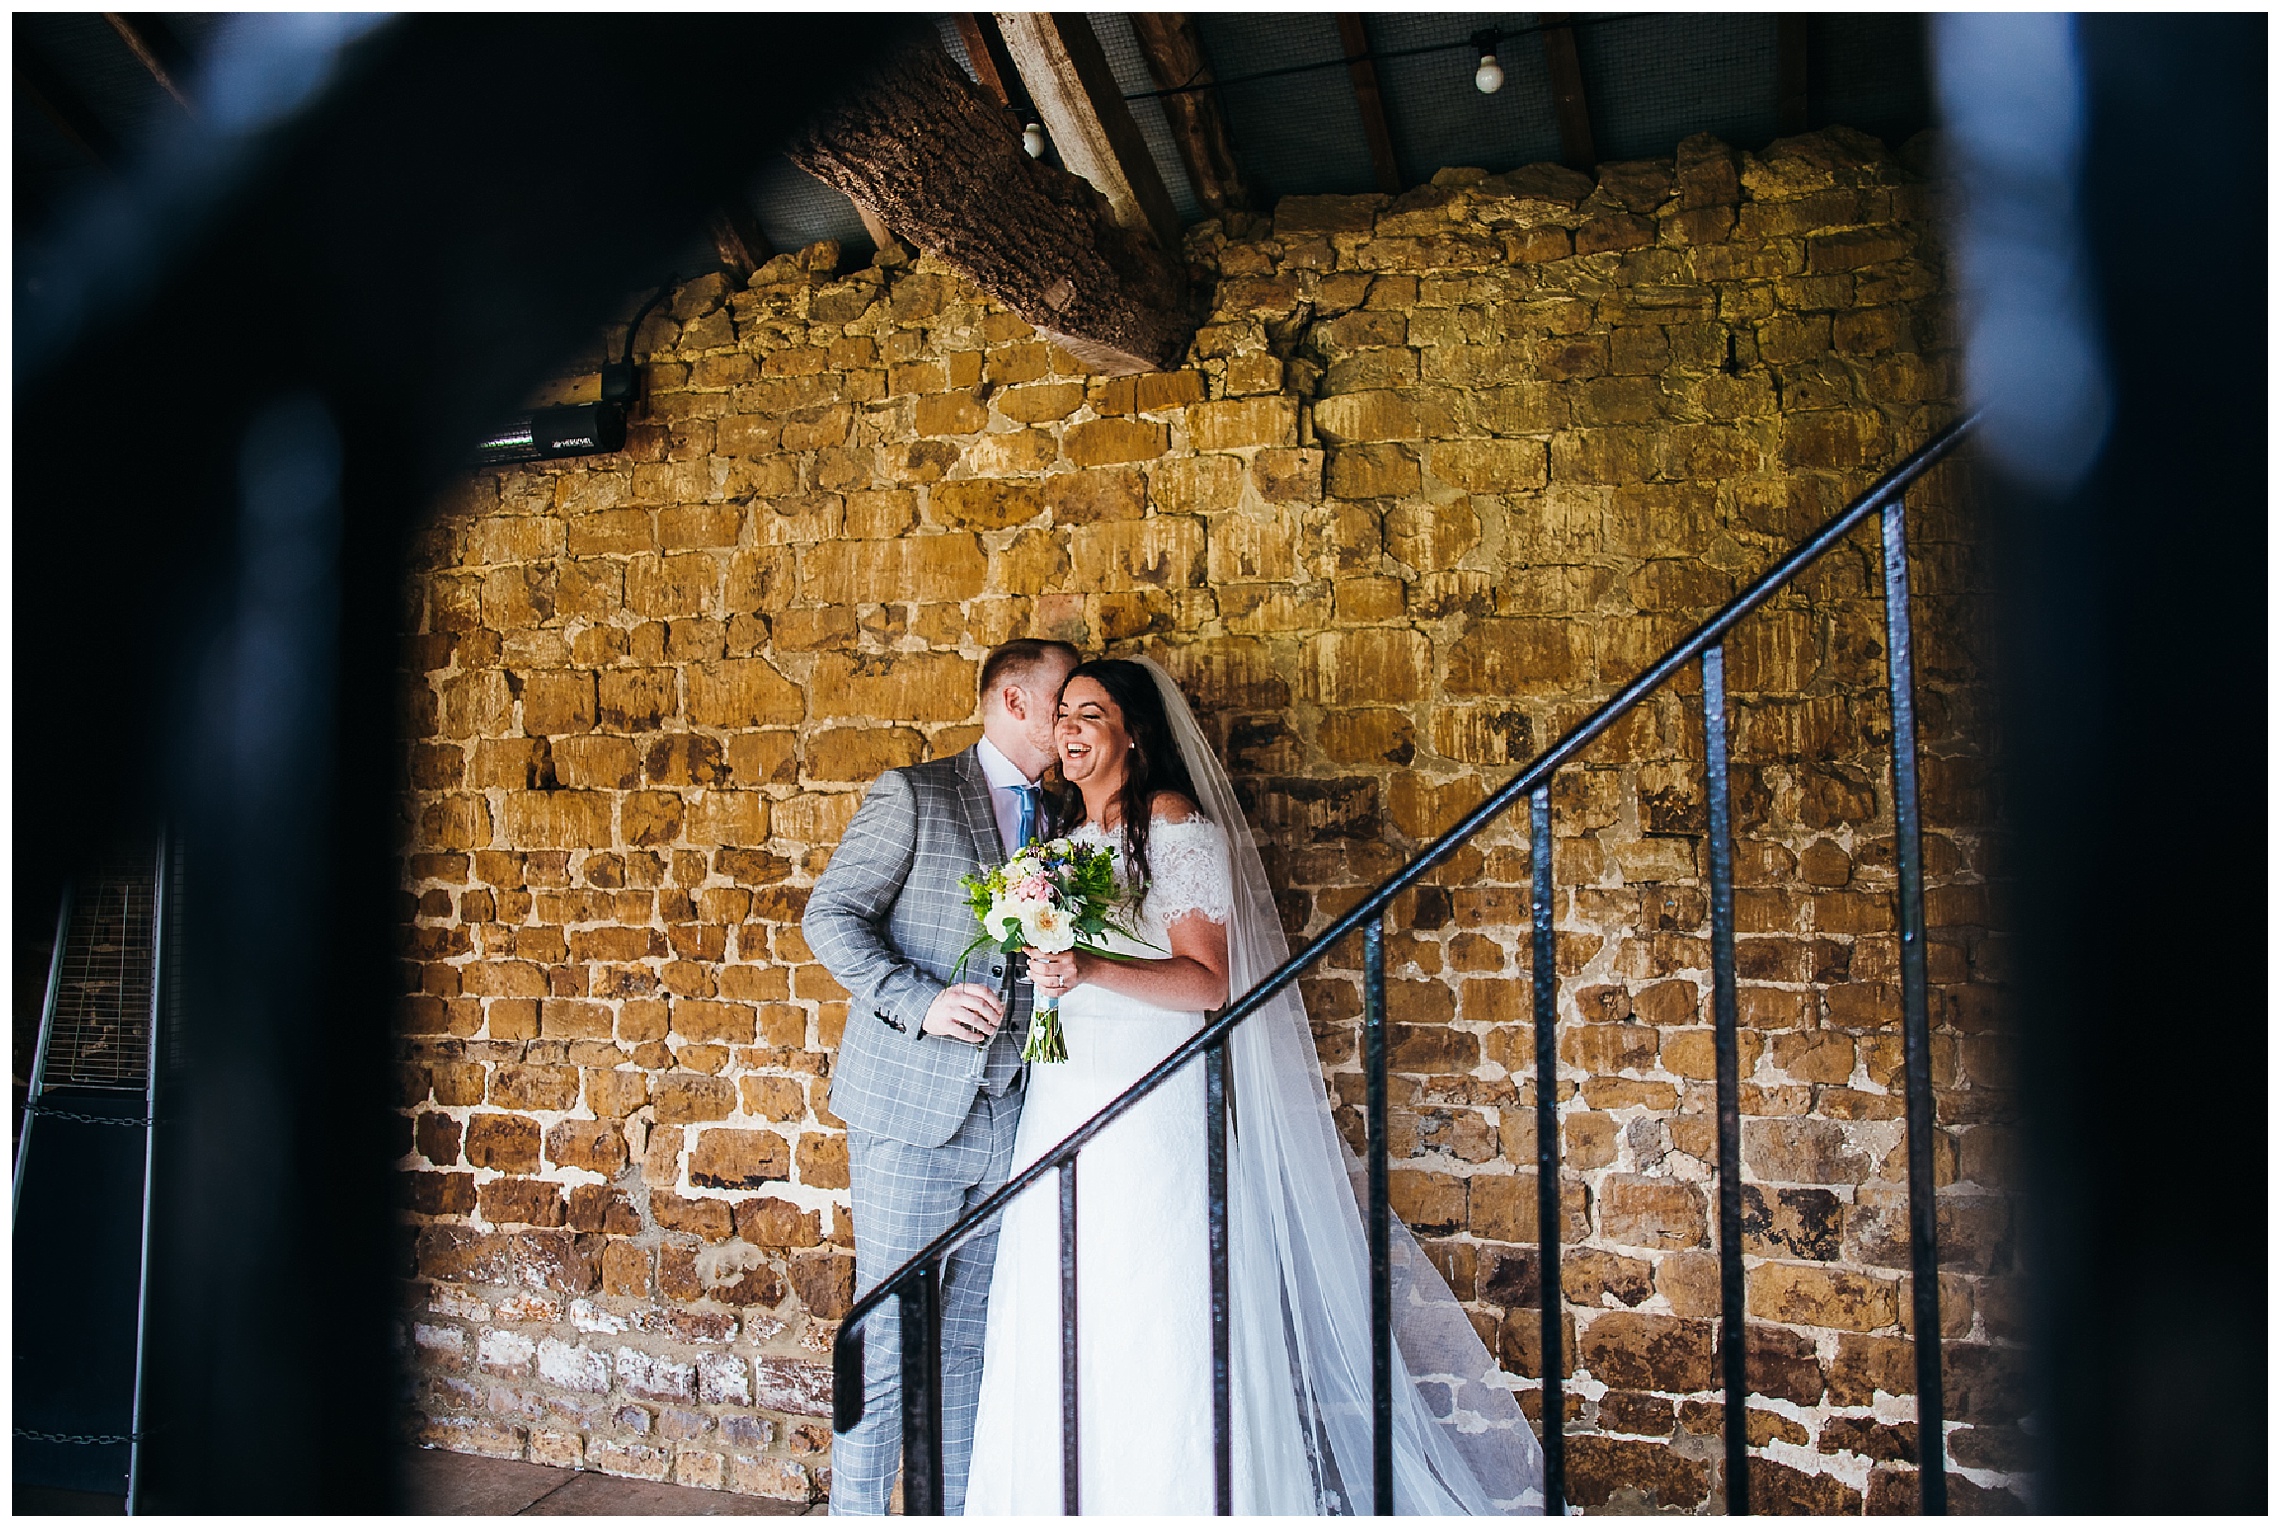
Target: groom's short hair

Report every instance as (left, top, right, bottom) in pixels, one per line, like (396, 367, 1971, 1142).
(980, 639, 1081, 709)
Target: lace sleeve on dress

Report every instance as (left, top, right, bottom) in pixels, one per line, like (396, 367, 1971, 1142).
(1142, 816, 1235, 927)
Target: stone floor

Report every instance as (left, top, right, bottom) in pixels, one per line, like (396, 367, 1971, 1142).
(9, 1451, 826, 1515)
(402, 1448, 823, 1516)
(12, 1484, 126, 1515)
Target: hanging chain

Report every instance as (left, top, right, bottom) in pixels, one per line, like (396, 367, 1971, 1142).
(22, 1102, 149, 1128)
(14, 1426, 141, 1445)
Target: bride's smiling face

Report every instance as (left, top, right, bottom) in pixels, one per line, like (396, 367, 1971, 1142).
(1055, 677, 1131, 792)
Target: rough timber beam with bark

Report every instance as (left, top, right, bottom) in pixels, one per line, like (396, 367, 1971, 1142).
(786, 32, 1193, 375)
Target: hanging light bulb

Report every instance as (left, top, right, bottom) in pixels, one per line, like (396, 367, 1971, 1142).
(1471, 29, 1506, 95)
(1023, 122, 1047, 157)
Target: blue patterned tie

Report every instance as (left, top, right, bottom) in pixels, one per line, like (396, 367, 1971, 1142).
(1011, 783, 1040, 851)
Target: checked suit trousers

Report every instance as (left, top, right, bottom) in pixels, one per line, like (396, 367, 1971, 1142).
(830, 1086, 1021, 1515)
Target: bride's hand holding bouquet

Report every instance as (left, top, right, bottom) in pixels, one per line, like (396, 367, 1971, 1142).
(957, 836, 1150, 1063)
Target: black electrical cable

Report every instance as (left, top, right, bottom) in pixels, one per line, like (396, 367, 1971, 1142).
(1117, 13, 1661, 104)
(620, 276, 674, 367)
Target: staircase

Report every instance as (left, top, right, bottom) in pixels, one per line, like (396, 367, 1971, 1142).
(833, 415, 1980, 1516)
(13, 845, 171, 1506)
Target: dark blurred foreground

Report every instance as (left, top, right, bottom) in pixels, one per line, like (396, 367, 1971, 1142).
(14, 16, 909, 1510)
(1980, 14, 2266, 1513)
(11, 11, 2263, 1512)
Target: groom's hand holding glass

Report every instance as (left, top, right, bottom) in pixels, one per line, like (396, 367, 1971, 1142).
(922, 982, 1005, 1044)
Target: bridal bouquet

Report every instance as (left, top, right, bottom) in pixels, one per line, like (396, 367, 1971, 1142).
(957, 837, 1147, 1063)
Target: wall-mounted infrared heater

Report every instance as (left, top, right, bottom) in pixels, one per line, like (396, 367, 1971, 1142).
(472, 279, 672, 467)
(473, 401, 628, 464)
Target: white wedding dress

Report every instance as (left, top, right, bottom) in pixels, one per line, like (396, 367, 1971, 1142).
(964, 661, 1546, 1517)
(964, 814, 1308, 1513)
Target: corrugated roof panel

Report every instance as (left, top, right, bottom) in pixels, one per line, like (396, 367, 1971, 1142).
(1093, 12, 1203, 223)
(1572, 12, 1779, 162)
(1365, 11, 1565, 180)
(1192, 12, 1381, 200)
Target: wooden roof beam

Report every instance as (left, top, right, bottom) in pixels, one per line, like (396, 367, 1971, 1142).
(1336, 14, 1403, 194)
(850, 198, 902, 259)
(1539, 14, 1598, 171)
(787, 33, 1192, 373)
(993, 12, 1187, 274)
(706, 202, 772, 283)
(103, 13, 195, 115)
(1776, 15, 1811, 136)
(952, 12, 1018, 110)
(1129, 13, 1251, 220)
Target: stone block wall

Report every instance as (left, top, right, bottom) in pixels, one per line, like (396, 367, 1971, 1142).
(395, 126, 2026, 1511)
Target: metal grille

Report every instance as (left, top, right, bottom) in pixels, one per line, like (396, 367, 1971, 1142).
(45, 867, 156, 1090)
(1090, 12, 1205, 224)
(1810, 14, 1936, 150)
(1191, 12, 1381, 200)
(1571, 12, 1780, 162)
(746, 152, 878, 263)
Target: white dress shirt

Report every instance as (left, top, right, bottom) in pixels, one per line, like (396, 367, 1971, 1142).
(974, 736, 1042, 856)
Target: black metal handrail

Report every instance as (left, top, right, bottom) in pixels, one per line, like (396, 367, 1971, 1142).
(833, 411, 1979, 1516)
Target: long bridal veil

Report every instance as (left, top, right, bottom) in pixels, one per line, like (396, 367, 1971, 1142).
(1139, 658, 1547, 1514)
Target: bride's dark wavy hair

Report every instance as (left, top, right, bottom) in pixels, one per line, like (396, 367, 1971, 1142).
(1042, 658, 1204, 882)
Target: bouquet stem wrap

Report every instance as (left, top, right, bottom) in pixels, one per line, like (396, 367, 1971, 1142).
(1020, 972, 1067, 1064)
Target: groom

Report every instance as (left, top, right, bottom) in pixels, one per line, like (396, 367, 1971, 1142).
(805, 637, 1080, 1515)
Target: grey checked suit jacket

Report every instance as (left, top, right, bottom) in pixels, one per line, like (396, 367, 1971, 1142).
(804, 747, 1029, 1149)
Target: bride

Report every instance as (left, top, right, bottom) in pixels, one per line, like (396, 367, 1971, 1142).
(962, 657, 1545, 1515)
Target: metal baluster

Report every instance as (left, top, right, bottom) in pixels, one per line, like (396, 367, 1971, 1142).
(1881, 500, 1946, 1514)
(1060, 1158, 1080, 1516)
(1529, 786, 1566, 1514)
(833, 1329, 867, 1434)
(1364, 919, 1393, 1516)
(899, 1262, 946, 1517)
(128, 837, 169, 1514)
(1206, 1039, 1232, 1516)
(11, 886, 72, 1225)
(1703, 646, 1750, 1515)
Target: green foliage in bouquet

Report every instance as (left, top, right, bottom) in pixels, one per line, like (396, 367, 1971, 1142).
(953, 836, 1158, 1063)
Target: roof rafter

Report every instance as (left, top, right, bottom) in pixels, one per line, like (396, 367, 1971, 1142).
(707, 203, 772, 282)
(952, 13, 1019, 112)
(850, 198, 901, 257)
(103, 13, 194, 115)
(1129, 12, 1250, 219)
(1336, 13, 1403, 194)
(1538, 14, 1598, 172)
(1776, 14, 1811, 136)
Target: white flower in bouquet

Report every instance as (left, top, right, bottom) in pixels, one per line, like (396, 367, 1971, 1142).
(1019, 901, 1076, 953)
(987, 891, 1054, 940)
(958, 837, 1158, 1065)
